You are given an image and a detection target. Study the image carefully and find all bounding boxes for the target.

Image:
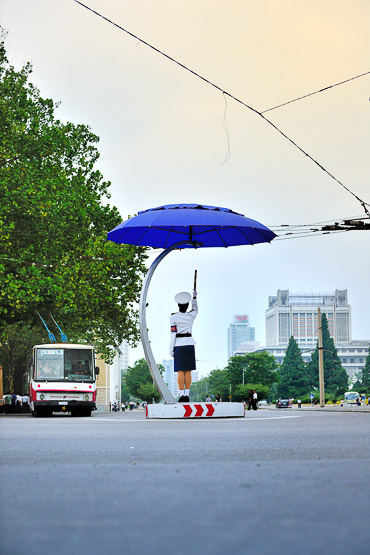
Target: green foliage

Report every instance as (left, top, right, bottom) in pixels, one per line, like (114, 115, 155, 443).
(190, 368, 230, 401)
(137, 383, 161, 404)
(125, 359, 162, 402)
(360, 348, 370, 392)
(232, 383, 269, 402)
(0, 39, 148, 389)
(226, 352, 278, 388)
(277, 336, 310, 398)
(307, 313, 348, 396)
(0, 322, 45, 393)
(191, 352, 279, 401)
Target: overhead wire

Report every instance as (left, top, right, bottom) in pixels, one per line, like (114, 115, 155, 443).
(261, 71, 370, 113)
(74, 1, 370, 217)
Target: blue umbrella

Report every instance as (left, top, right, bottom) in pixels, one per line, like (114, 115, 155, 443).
(107, 203, 276, 248)
(107, 204, 276, 404)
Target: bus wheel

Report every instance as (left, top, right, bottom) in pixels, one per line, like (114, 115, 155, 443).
(32, 409, 40, 417)
(84, 409, 92, 417)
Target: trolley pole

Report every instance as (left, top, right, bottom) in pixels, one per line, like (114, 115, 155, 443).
(318, 307, 325, 407)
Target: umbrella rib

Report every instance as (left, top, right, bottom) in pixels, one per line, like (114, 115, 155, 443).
(194, 225, 235, 235)
(214, 228, 228, 247)
(235, 228, 254, 245)
(251, 227, 275, 243)
(164, 229, 172, 249)
(135, 227, 152, 245)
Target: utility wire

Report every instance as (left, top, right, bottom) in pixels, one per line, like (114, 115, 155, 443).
(269, 214, 369, 230)
(261, 71, 370, 113)
(74, 1, 370, 216)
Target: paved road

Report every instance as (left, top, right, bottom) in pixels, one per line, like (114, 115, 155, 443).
(1, 409, 369, 555)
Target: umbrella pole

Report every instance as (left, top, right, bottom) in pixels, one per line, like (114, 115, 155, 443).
(139, 240, 195, 404)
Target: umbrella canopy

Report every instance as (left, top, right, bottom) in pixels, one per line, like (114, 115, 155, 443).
(107, 203, 276, 248)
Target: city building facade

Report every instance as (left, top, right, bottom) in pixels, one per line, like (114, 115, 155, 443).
(227, 315, 260, 359)
(109, 341, 129, 407)
(266, 289, 351, 347)
(263, 289, 368, 379)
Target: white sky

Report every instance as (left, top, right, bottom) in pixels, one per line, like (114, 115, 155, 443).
(2, 0, 369, 376)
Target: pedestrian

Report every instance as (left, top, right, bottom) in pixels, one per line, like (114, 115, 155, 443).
(297, 399, 302, 408)
(16, 394, 23, 413)
(4, 392, 12, 415)
(121, 402, 125, 412)
(206, 394, 211, 402)
(252, 390, 258, 410)
(22, 394, 30, 413)
(216, 394, 222, 403)
(169, 285, 198, 403)
(247, 389, 252, 410)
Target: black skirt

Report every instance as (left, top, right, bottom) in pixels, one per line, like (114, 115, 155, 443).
(174, 345, 196, 372)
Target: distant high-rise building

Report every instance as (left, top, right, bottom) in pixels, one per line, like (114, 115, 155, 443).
(110, 341, 129, 405)
(162, 359, 178, 398)
(227, 315, 260, 359)
(162, 360, 199, 397)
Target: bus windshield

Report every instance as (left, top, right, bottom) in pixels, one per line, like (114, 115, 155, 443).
(36, 348, 94, 381)
(344, 392, 359, 401)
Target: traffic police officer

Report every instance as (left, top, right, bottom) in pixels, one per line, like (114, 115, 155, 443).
(169, 289, 198, 402)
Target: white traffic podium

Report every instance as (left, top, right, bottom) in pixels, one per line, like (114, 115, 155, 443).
(146, 402, 245, 419)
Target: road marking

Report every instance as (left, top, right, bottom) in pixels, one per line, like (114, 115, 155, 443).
(90, 414, 303, 422)
(245, 415, 303, 421)
(91, 418, 155, 422)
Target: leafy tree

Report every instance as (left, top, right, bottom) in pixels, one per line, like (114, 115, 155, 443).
(207, 368, 229, 400)
(125, 358, 162, 402)
(232, 383, 269, 402)
(0, 323, 45, 393)
(277, 336, 310, 398)
(226, 352, 278, 388)
(190, 369, 230, 401)
(0, 37, 147, 390)
(360, 347, 370, 393)
(189, 377, 209, 401)
(137, 383, 160, 404)
(307, 313, 348, 396)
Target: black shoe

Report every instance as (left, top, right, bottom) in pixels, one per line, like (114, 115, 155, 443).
(178, 395, 185, 402)
(183, 395, 190, 402)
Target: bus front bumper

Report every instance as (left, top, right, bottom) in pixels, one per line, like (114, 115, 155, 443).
(33, 400, 96, 411)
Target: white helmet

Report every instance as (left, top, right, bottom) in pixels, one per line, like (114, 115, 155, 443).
(174, 291, 191, 304)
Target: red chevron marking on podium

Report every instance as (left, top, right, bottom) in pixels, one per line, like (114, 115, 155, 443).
(183, 405, 192, 417)
(206, 404, 215, 417)
(194, 404, 204, 417)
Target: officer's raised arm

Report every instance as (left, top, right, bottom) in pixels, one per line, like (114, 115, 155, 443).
(191, 289, 198, 315)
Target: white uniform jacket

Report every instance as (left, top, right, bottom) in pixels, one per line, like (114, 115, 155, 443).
(169, 297, 198, 357)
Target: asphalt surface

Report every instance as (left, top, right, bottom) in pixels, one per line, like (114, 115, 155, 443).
(1, 408, 369, 555)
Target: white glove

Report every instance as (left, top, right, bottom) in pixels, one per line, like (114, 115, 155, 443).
(170, 351, 174, 357)
(193, 289, 197, 299)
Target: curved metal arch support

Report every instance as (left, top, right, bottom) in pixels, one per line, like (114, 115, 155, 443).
(139, 240, 197, 404)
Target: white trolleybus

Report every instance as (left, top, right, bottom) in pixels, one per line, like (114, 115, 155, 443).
(30, 343, 100, 417)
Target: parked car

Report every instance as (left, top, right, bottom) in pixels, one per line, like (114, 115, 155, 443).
(258, 400, 270, 407)
(276, 398, 292, 408)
